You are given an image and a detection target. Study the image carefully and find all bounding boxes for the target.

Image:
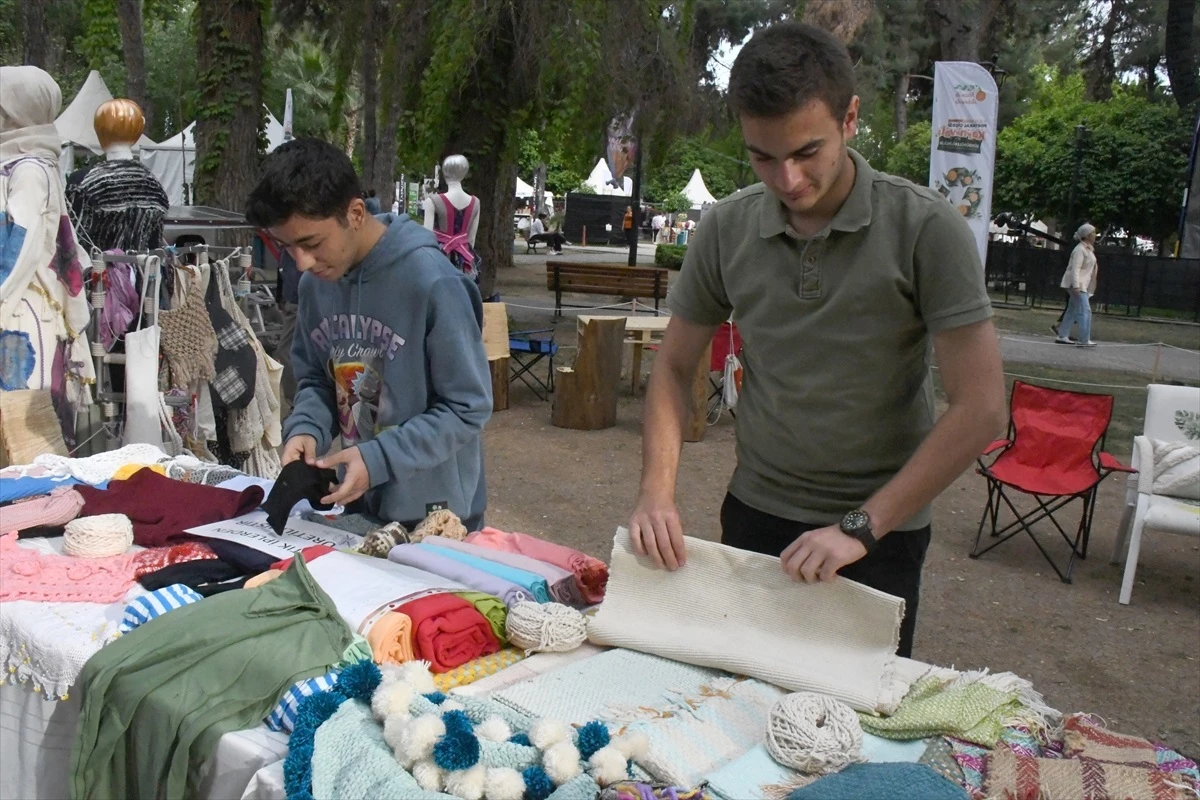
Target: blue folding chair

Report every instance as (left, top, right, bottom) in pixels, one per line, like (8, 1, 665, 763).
(509, 329, 558, 400)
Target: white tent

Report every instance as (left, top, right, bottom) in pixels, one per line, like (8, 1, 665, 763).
(514, 176, 554, 208)
(138, 108, 287, 206)
(681, 168, 717, 207)
(583, 158, 631, 195)
(54, 70, 158, 177)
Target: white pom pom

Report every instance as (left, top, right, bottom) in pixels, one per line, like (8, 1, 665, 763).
(412, 759, 444, 791)
(441, 698, 465, 713)
(372, 681, 415, 721)
(528, 718, 571, 750)
(543, 740, 582, 785)
(588, 745, 628, 787)
(378, 664, 405, 686)
(444, 764, 487, 800)
(475, 716, 513, 743)
(400, 713, 445, 763)
(398, 660, 437, 693)
(382, 712, 410, 752)
(612, 730, 649, 760)
(484, 767, 526, 800)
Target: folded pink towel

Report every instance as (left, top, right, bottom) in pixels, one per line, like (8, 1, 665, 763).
(2, 487, 85, 532)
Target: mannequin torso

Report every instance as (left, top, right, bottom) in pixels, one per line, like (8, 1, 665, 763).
(423, 181, 480, 246)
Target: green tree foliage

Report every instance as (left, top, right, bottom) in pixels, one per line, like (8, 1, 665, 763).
(643, 135, 739, 202)
(883, 120, 931, 185)
(662, 192, 692, 214)
(993, 68, 1189, 242)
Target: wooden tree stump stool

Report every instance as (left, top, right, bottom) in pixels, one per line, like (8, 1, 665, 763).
(489, 356, 510, 411)
(482, 302, 510, 412)
(551, 316, 626, 430)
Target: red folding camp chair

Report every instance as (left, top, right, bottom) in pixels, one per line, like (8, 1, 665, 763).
(707, 321, 743, 424)
(971, 380, 1134, 583)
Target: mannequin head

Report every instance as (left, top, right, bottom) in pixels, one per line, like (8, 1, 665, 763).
(95, 98, 145, 160)
(442, 154, 469, 184)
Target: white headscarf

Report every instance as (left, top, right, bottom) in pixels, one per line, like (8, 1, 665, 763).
(0, 66, 63, 164)
(1074, 223, 1096, 242)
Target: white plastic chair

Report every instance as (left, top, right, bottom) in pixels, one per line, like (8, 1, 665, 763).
(1110, 384, 1200, 604)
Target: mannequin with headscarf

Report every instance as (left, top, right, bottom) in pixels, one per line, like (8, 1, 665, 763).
(1053, 223, 1099, 347)
(66, 99, 168, 252)
(0, 66, 95, 442)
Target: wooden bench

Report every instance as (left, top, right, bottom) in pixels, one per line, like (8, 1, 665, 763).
(546, 261, 668, 319)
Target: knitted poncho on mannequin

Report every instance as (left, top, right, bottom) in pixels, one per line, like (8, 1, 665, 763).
(67, 159, 168, 252)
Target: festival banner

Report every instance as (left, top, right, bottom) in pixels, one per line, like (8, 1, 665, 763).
(928, 62, 999, 268)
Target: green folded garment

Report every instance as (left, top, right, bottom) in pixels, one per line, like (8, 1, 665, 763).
(858, 676, 1024, 748)
(70, 557, 353, 800)
(454, 590, 509, 644)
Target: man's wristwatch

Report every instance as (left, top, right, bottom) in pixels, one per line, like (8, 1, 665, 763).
(839, 509, 877, 553)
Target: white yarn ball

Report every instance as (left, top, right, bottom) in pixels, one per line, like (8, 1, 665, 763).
(412, 759, 444, 791)
(382, 713, 410, 752)
(401, 714, 446, 763)
(63, 514, 134, 557)
(528, 718, 572, 750)
(484, 767, 526, 800)
(505, 602, 587, 653)
(373, 681, 414, 721)
(543, 740, 582, 785)
(612, 730, 649, 761)
(476, 716, 513, 743)
(444, 764, 487, 800)
(765, 692, 863, 775)
(588, 745, 628, 787)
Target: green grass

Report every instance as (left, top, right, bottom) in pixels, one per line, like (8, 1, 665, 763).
(989, 303, 1200, 351)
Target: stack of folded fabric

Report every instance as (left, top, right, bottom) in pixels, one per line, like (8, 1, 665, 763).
(394, 592, 501, 673)
(423, 535, 587, 607)
(388, 543, 534, 607)
(467, 527, 608, 605)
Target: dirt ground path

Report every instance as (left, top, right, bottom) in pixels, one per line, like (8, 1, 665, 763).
(485, 252, 1200, 758)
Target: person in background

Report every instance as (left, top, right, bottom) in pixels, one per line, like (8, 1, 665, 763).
(623, 205, 635, 246)
(529, 212, 566, 254)
(246, 137, 492, 529)
(364, 189, 382, 215)
(652, 209, 666, 241)
(1053, 223, 1098, 347)
(627, 22, 1006, 659)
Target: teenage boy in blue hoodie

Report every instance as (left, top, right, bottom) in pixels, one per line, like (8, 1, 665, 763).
(245, 138, 492, 530)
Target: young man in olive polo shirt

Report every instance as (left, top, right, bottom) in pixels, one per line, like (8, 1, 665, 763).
(627, 21, 1006, 658)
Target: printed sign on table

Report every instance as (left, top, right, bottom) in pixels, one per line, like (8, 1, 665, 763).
(185, 511, 363, 559)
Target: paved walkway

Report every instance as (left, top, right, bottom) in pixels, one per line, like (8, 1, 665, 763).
(506, 242, 1199, 383)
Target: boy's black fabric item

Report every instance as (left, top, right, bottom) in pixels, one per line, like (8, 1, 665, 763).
(204, 539, 278, 574)
(263, 461, 338, 534)
(17, 525, 67, 539)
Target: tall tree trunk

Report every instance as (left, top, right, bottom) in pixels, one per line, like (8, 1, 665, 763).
(893, 71, 910, 139)
(194, 0, 265, 212)
(359, 0, 380, 195)
(116, 0, 152, 131)
(1165, 0, 1199, 110)
(1083, 0, 1123, 102)
(372, 1, 403, 209)
(21, 0, 49, 68)
(926, 0, 983, 62)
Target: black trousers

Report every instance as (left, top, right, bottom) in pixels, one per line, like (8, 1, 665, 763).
(720, 493, 931, 658)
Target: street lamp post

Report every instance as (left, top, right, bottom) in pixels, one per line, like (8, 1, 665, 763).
(1067, 120, 1090, 237)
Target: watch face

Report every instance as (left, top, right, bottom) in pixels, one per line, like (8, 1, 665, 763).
(843, 510, 870, 532)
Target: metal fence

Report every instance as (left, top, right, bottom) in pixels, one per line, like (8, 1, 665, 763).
(985, 243, 1200, 321)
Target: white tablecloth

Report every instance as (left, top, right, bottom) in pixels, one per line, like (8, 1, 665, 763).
(0, 680, 290, 800)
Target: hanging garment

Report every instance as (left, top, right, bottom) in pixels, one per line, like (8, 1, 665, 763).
(69, 557, 353, 800)
(66, 159, 168, 252)
(433, 193, 481, 284)
(158, 267, 217, 389)
(203, 260, 256, 409)
(0, 67, 94, 441)
(122, 264, 164, 447)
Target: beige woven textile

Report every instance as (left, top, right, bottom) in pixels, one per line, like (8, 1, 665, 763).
(587, 527, 909, 714)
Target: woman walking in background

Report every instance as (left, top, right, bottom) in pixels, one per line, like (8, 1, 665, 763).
(1054, 223, 1099, 347)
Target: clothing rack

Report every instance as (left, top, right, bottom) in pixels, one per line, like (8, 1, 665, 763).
(84, 246, 255, 452)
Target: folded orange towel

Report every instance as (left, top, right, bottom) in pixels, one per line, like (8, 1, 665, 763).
(366, 611, 415, 665)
